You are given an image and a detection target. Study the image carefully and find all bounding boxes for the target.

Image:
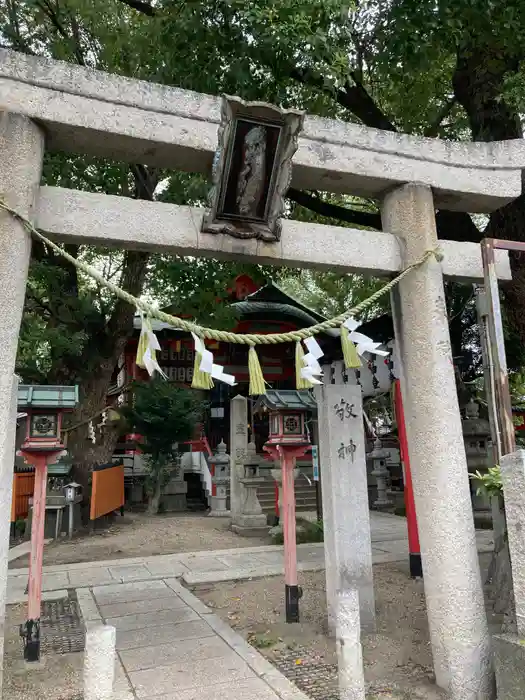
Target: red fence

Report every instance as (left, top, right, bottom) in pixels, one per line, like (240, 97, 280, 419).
(90, 464, 124, 520)
(11, 472, 35, 522)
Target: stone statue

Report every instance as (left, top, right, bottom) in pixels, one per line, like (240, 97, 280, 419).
(236, 125, 267, 218)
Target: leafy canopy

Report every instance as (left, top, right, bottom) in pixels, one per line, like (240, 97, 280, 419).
(121, 380, 203, 460)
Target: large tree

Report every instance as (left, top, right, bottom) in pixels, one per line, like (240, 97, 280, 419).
(105, 0, 525, 360)
(3, 1, 525, 508)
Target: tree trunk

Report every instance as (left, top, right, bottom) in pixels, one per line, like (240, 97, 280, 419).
(147, 476, 162, 515)
(65, 247, 149, 520)
(453, 41, 524, 629)
(65, 165, 158, 515)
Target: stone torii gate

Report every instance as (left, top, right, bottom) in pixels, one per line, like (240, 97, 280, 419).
(0, 49, 519, 699)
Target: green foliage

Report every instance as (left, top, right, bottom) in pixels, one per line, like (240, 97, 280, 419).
(148, 257, 266, 328)
(469, 467, 503, 498)
(121, 380, 203, 511)
(509, 371, 525, 405)
(247, 632, 279, 649)
(270, 518, 324, 545)
(14, 519, 26, 538)
(280, 270, 387, 320)
(4, 0, 525, 415)
(121, 380, 203, 461)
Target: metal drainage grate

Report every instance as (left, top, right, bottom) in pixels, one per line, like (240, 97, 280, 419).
(40, 590, 86, 655)
(271, 646, 339, 700)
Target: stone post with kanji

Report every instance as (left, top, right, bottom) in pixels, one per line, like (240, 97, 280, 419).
(315, 384, 375, 633)
(229, 395, 248, 520)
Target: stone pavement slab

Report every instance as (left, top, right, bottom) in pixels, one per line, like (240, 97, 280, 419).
(182, 564, 285, 586)
(109, 563, 153, 582)
(106, 606, 199, 632)
(69, 566, 115, 587)
(178, 555, 230, 571)
(93, 579, 173, 605)
(143, 556, 188, 577)
(115, 619, 215, 651)
(119, 636, 233, 672)
(215, 553, 269, 568)
(76, 588, 101, 622)
(128, 652, 256, 697)
(99, 594, 187, 619)
(144, 677, 288, 700)
(42, 572, 69, 590)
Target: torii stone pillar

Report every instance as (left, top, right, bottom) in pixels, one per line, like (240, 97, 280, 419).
(383, 183, 492, 700)
(0, 113, 44, 693)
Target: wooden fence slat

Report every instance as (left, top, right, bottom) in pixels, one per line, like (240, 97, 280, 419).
(11, 472, 36, 522)
(90, 464, 124, 520)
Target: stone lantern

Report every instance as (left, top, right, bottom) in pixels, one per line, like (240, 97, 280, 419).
(244, 439, 260, 477)
(462, 398, 492, 513)
(208, 440, 230, 517)
(369, 437, 392, 509)
(231, 439, 268, 536)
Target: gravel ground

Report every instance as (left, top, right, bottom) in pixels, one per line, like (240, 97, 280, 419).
(9, 512, 271, 569)
(195, 562, 453, 700)
(3, 603, 82, 700)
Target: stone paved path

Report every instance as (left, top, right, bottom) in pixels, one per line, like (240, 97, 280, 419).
(78, 577, 310, 700)
(6, 513, 494, 602)
(5, 514, 493, 700)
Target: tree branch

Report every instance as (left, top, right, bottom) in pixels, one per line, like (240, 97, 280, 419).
(424, 97, 457, 138)
(287, 188, 381, 229)
(288, 188, 481, 248)
(4, 0, 36, 54)
(289, 65, 397, 132)
(115, 0, 156, 16)
(36, 0, 85, 65)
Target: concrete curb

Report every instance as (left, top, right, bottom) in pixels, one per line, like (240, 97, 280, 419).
(8, 538, 51, 563)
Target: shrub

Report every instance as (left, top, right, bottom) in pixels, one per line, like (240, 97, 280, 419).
(270, 517, 324, 545)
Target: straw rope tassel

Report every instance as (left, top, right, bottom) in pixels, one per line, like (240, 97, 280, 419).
(135, 324, 149, 370)
(248, 346, 266, 395)
(295, 341, 313, 389)
(191, 352, 214, 390)
(341, 325, 362, 369)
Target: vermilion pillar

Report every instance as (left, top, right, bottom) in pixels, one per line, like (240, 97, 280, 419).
(280, 446, 299, 621)
(394, 380, 422, 578)
(20, 449, 63, 662)
(265, 443, 309, 622)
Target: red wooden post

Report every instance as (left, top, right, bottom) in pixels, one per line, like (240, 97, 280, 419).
(265, 443, 309, 622)
(20, 449, 62, 661)
(27, 455, 48, 623)
(394, 380, 422, 578)
(260, 399, 313, 623)
(280, 446, 299, 621)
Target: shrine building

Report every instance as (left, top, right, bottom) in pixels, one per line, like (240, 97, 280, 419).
(114, 275, 399, 513)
